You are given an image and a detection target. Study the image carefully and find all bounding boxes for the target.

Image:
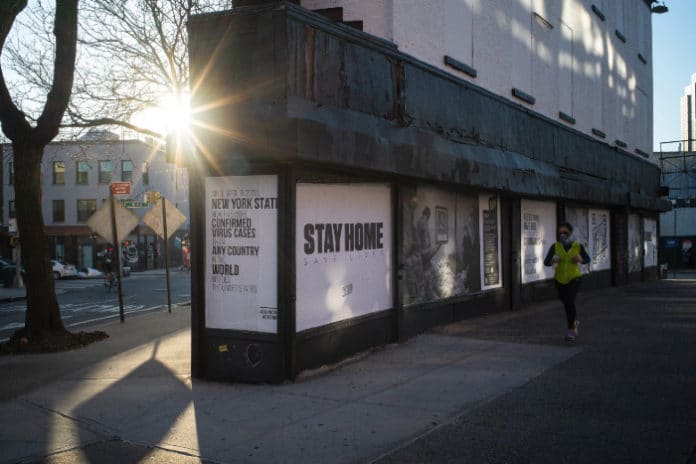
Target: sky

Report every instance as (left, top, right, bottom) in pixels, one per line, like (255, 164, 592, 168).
(652, 0, 696, 151)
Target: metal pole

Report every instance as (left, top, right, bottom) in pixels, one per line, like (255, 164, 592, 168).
(110, 194, 125, 322)
(162, 199, 172, 313)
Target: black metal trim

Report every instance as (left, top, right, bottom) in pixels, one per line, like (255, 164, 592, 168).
(635, 148, 650, 158)
(559, 111, 576, 125)
(591, 4, 606, 21)
(638, 53, 647, 64)
(615, 139, 627, 148)
(511, 87, 535, 105)
(592, 128, 606, 139)
(444, 55, 477, 78)
(615, 29, 627, 43)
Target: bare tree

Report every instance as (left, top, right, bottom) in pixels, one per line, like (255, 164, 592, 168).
(0, 0, 232, 347)
(5, 0, 232, 139)
(0, 0, 78, 343)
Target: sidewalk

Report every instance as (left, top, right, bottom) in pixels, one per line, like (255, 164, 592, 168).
(2, 279, 695, 463)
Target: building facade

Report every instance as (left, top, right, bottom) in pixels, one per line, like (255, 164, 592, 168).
(680, 73, 696, 152)
(2, 137, 190, 271)
(188, 1, 668, 382)
(298, 0, 654, 158)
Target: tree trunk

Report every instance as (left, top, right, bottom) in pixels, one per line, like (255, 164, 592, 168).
(14, 142, 66, 339)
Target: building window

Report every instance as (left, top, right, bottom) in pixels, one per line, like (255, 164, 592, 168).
(121, 160, 133, 182)
(76, 161, 90, 184)
(142, 162, 149, 185)
(52, 199, 65, 223)
(77, 199, 97, 222)
(8, 161, 13, 185)
(53, 161, 65, 184)
(8, 200, 15, 219)
(98, 160, 112, 184)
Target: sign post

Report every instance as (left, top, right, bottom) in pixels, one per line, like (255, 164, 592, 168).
(110, 194, 126, 323)
(86, 182, 137, 322)
(162, 199, 171, 312)
(143, 198, 186, 314)
(110, 182, 130, 323)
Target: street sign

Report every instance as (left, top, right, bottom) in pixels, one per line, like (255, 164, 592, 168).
(142, 198, 187, 239)
(86, 199, 139, 244)
(110, 182, 132, 195)
(124, 200, 148, 208)
(145, 190, 161, 204)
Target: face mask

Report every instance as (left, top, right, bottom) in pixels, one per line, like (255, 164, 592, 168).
(559, 233, 569, 243)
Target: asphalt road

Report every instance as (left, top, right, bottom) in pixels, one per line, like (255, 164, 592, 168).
(0, 269, 191, 341)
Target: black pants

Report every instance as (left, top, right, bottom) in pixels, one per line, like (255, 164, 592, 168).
(556, 278, 581, 329)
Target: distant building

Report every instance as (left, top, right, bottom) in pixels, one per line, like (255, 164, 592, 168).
(1, 137, 189, 271)
(681, 74, 696, 152)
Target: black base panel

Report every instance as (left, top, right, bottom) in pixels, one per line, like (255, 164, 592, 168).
(400, 290, 508, 340)
(200, 334, 284, 384)
(520, 279, 557, 307)
(581, 269, 612, 290)
(644, 266, 659, 281)
(295, 313, 395, 373)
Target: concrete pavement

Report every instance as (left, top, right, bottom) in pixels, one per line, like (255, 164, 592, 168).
(1, 277, 695, 463)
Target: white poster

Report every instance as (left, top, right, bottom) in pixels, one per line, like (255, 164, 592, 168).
(296, 183, 392, 332)
(643, 218, 657, 267)
(521, 199, 556, 283)
(479, 194, 502, 290)
(588, 209, 611, 271)
(205, 175, 278, 332)
(628, 214, 642, 273)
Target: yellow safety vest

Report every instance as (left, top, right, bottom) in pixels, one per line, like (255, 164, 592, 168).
(554, 241, 582, 284)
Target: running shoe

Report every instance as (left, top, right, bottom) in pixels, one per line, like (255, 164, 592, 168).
(565, 330, 576, 342)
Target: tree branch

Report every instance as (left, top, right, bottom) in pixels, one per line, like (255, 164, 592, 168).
(35, 0, 79, 146)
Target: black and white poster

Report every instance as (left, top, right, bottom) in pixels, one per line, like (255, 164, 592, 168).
(628, 214, 642, 273)
(479, 194, 502, 290)
(565, 207, 589, 250)
(205, 175, 278, 332)
(296, 183, 392, 332)
(565, 207, 590, 275)
(643, 218, 657, 267)
(521, 199, 556, 283)
(588, 209, 611, 271)
(400, 186, 480, 305)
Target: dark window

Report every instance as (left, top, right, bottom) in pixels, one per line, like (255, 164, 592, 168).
(77, 199, 97, 222)
(98, 160, 112, 184)
(8, 200, 15, 219)
(121, 160, 133, 182)
(52, 199, 65, 223)
(53, 161, 65, 184)
(142, 162, 149, 185)
(76, 161, 90, 184)
(8, 161, 13, 185)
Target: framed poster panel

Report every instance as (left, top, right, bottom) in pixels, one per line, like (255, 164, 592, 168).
(400, 186, 480, 305)
(296, 183, 392, 332)
(588, 209, 611, 271)
(479, 194, 502, 290)
(643, 218, 657, 267)
(521, 199, 556, 283)
(628, 214, 642, 273)
(204, 175, 278, 332)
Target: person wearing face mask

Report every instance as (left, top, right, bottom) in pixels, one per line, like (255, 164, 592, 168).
(544, 222, 591, 341)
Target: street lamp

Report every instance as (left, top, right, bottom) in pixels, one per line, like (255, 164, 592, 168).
(651, 1, 668, 14)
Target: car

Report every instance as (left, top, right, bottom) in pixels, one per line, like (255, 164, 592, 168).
(51, 260, 78, 279)
(0, 258, 25, 287)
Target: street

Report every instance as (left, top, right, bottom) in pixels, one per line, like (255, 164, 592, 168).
(0, 269, 191, 342)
